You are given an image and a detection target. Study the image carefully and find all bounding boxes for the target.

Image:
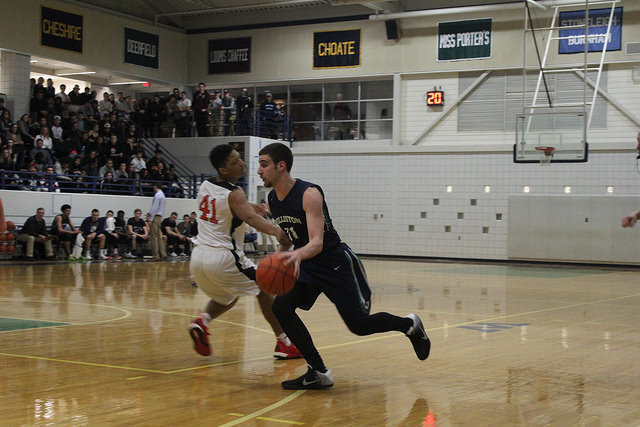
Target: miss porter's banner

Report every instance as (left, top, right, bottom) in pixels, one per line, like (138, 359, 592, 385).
(438, 18, 492, 61)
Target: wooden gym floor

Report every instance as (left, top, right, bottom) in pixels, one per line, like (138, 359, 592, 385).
(0, 258, 639, 426)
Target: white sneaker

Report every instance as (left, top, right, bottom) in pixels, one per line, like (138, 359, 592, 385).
(98, 253, 109, 260)
(84, 254, 93, 260)
(125, 252, 136, 259)
(178, 252, 187, 257)
(169, 252, 178, 257)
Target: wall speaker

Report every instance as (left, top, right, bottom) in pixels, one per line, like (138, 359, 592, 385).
(385, 20, 400, 40)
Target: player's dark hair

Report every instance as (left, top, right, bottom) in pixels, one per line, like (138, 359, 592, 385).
(91, 209, 99, 214)
(259, 143, 293, 172)
(61, 204, 71, 211)
(209, 144, 235, 171)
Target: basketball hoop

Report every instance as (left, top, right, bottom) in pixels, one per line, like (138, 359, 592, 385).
(535, 146, 555, 165)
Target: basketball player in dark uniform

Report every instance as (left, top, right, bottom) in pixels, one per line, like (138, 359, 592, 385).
(257, 143, 430, 390)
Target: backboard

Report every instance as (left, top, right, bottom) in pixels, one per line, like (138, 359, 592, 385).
(513, 111, 588, 163)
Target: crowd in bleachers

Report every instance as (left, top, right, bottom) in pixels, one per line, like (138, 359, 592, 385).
(0, 77, 185, 196)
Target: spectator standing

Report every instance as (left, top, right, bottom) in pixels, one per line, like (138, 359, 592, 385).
(209, 91, 222, 136)
(236, 88, 253, 136)
(221, 89, 235, 136)
(192, 82, 211, 137)
(146, 183, 167, 260)
(259, 92, 277, 139)
(177, 91, 192, 137)
(18, 207, 54, 260)
(30, 91, 49, 122)
(56, 84, 70, 104)
(44, 79, 55, 100)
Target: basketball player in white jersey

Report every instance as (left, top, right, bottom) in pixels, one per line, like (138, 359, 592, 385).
(188, 144, 301, 359)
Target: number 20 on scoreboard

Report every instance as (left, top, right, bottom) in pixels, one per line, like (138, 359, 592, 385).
(426, 90, 444, 106)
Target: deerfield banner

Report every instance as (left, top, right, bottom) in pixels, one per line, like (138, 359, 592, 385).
(558, 7, 622, 54)
(208, 38, 251, 74)
(313, 29, 361, 69)
(124, 28, 159, 69)
(41, 6, 83, 53)
(438, 18, 492, 61)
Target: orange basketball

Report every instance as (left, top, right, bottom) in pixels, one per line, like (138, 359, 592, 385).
(6, 244, 15, 253)
(256, 253, 298, 295)
(5, 233, 14, 241)
(0, 245, 6, 252)
(0, 234, 5, 242)
(6, 221, 15, 230)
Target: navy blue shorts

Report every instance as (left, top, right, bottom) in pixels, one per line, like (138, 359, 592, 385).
(293, 242, 371, 315)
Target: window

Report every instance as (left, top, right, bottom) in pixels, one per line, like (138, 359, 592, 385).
(288, 79, 393, 141)
(458, 70, 607, 132)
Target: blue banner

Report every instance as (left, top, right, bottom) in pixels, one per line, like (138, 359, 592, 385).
(559, 7, 622, 54)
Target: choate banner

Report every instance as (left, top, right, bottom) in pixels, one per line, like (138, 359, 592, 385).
(208, 38, 251, 74)
(41, 6, 83, 53)
(124, 28, 159, 69)
(558, 7, 622, 54)
(438, 18, 492, 61)
(313, 29, 361, 69)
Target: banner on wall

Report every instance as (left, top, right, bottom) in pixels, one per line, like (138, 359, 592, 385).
(41, 6, 83, 53)
(558, 7, 622, 54)
(437, 18, 492, 61)
(124, 28, 159, 69)
(313, 29, 361, 69)
(208, 38, 251, 74)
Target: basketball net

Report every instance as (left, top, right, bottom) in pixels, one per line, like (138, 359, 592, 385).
(535, 146, 555, 166)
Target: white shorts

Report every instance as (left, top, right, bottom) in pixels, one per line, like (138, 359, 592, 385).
(190, 245, 259, 305)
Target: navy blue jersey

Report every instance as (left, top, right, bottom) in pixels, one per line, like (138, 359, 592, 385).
(268, 179, 341, 256)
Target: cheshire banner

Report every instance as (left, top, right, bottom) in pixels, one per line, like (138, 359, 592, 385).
(41, 6, 83, 53)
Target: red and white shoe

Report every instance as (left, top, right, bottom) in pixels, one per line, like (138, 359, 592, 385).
(274, 339, 302, 360)
(189, 317, 211, 356)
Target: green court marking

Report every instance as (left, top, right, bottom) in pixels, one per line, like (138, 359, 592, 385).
(0, 317, 69, 332)
(420, 265, 618, 279)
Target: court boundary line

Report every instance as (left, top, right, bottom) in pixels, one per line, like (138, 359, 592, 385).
(1, 292, 638, 375)
(215, 390, 306, 427)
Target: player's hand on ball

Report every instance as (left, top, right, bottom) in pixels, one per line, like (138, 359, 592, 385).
(279, 250, 302, 279)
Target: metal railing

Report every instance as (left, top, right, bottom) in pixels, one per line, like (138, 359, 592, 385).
(0, 169, 203, 199)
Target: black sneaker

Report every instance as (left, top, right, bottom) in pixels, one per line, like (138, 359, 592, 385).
(281, 365, 334, 390)
(406, 313, 431, 360)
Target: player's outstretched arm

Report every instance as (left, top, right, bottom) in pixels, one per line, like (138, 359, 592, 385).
(621, 208, 640, 228)
(228, 189, 289, 245)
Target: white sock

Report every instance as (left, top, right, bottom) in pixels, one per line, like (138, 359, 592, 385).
(101, 249, 107, 256)
(200, 312, 211, 326)
(277, 333, 291, 346)
(113, 249, 119, 255)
